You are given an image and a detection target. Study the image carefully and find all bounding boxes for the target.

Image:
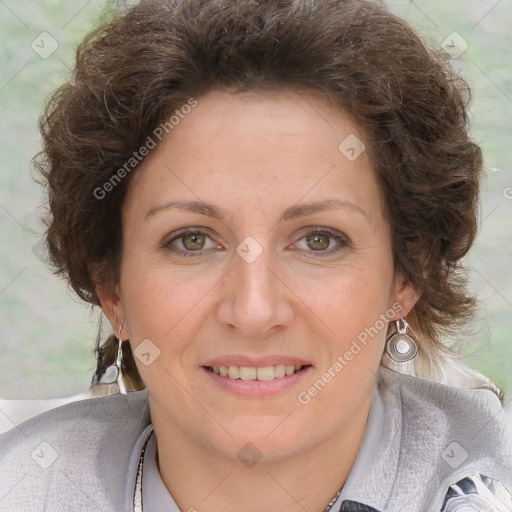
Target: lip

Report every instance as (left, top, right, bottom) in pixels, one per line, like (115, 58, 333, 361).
(200, 363, 313, 398)
(202, 355, 312, 367)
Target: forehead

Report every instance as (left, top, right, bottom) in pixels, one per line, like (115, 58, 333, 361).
(124, 89, 383, 224)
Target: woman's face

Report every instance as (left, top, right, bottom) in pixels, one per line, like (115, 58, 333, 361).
(104, 89, 417, 459)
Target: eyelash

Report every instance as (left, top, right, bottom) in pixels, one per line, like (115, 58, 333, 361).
(162, 226, 350, 258)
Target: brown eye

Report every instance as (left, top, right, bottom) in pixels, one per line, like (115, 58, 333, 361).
(163, 228, 222, 257)
(292, 227, 350, 257)
(181, 232, 206, 250)
(306, 234, 331, 251)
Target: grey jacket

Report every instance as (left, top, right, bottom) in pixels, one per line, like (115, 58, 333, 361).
(0, 366, 511, 512)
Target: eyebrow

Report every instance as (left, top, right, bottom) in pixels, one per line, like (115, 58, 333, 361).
(144, 198, 368, 222)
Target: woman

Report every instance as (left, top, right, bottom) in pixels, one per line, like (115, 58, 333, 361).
(1, 0, 511, 511)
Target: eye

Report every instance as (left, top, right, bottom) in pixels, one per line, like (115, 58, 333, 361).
(292, 227, 349, 256)
(163, 228, 222, 256)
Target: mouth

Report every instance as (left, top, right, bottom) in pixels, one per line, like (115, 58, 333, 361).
(204, 364, 311, 381)
(201, 356, 313, 397)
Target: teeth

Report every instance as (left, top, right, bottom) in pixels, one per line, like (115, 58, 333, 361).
(228, 366, 240, 379)
(239, 366, 257, 380)
(256, 366, 274, 381)
(211, 364, 304, 380)
(274, 364, 285, 378)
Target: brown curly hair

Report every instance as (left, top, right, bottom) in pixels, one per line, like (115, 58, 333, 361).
(34, 0, 482, 383)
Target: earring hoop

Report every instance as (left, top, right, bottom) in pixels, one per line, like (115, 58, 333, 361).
(385, 318, 418, 363)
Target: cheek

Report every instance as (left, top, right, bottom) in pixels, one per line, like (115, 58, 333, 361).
(295, 273, 391, 411)
(118, 262, 211, 387)
(119, 255, 198, 339)
(295, 261, 394, 337)
(295, 260, 395, 396)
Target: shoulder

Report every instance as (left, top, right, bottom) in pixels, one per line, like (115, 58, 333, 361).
(0, 390, 150, 512)
(378, 367, 512, 511)
(377, 365, 510, 450)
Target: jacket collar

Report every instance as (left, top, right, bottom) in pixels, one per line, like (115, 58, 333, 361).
(339, 503, 380, 511)
(328, 367, 512, 512)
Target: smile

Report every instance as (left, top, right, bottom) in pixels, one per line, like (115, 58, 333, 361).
(206, 364, 308, 380)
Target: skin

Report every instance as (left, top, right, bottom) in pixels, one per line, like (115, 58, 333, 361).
(98, 89, 418, 512)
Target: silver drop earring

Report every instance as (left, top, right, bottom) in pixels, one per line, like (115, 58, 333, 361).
(114, 336, 127, 395)
(97, 324, 127, 394)
(385, 318, 418, 363)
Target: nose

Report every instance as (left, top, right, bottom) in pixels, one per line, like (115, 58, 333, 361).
(215, 247, 295, 338)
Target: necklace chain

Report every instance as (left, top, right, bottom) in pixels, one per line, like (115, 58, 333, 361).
(134, 428, 342, 512)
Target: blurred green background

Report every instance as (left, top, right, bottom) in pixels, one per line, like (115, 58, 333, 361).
(0, 0, 511, 398)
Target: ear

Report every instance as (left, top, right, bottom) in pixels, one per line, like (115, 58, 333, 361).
(390, 272, 421, 321)
(96, 283, 131, 341)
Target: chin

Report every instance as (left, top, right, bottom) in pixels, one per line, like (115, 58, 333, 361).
(204, 415, 321, 461)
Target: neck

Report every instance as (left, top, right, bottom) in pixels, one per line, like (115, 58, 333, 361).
(150, 392, 372, 512)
